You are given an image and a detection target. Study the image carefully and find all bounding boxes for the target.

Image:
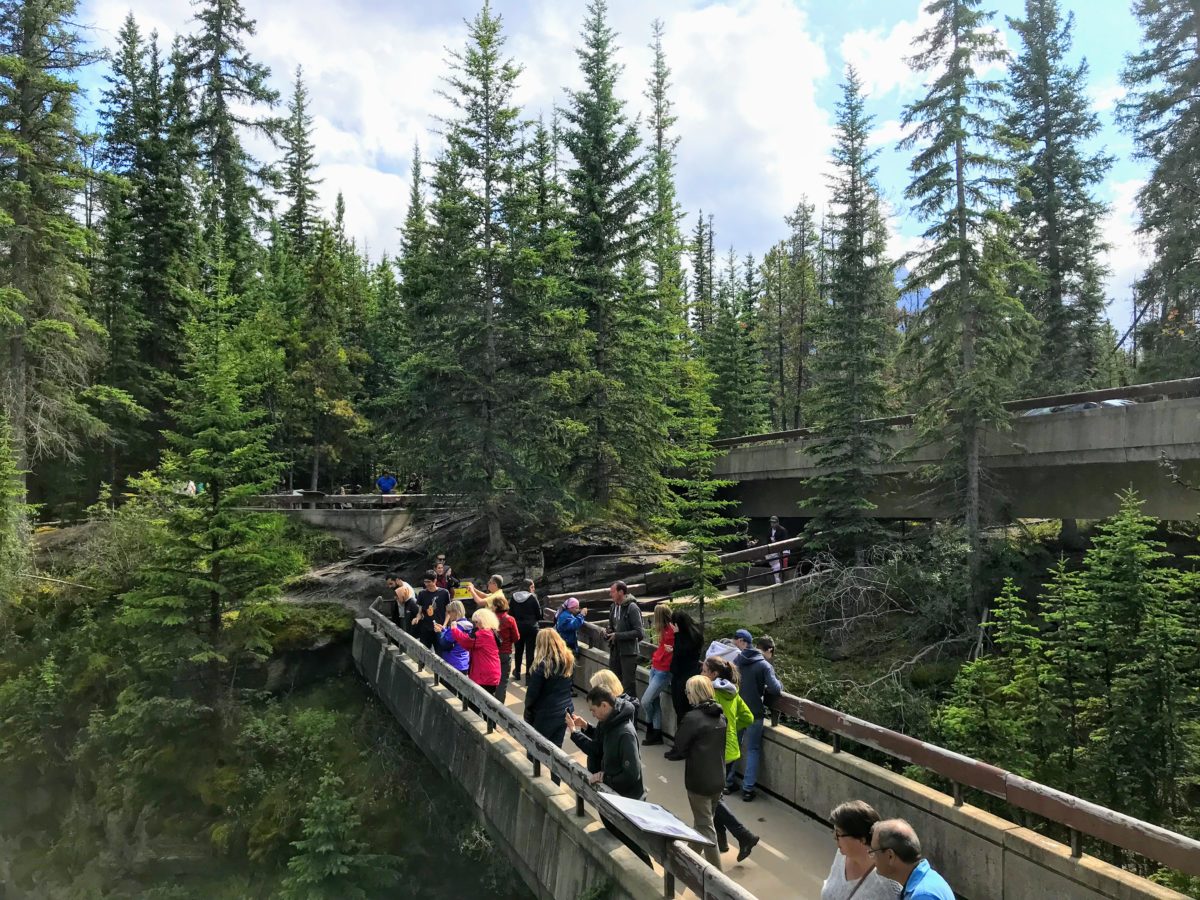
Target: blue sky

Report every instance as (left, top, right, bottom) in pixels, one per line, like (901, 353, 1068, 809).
(75, 0, 1149, 326)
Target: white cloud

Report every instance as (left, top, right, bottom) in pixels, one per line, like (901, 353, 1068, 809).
(1087, 81, 1126, 113)
(1099, 178, 1150, 328)
(868, 118, 909, 147)
(80, 0, 835, 262)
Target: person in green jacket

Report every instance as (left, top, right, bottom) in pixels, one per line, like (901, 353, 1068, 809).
(703, 656, 760, 861)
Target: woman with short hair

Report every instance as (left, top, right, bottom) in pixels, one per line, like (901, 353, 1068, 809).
(821, 800, 901, 900)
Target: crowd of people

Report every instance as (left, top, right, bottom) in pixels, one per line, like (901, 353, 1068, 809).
(380, 564, 955, 899)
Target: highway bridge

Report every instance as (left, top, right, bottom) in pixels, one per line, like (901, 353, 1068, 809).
(713, 378, 1200, 521)
(354, 537, 1200, 900)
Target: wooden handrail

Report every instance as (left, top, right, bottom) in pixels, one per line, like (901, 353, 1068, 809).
(713, 376, 1200, 449)
(551, 611, 1200, 877)
(364, 600, 751, 900)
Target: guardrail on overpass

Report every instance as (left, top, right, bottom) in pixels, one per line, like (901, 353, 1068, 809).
(712, 376, 1200, 449)
(550, 610, 1200, 895)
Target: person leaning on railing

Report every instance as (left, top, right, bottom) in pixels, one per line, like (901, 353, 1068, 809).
(731, 633, 782, 802)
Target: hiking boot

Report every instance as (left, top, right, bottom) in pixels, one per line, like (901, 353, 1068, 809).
(722, 784, 737, 796)
(717, 833, 729, 854)
(736, 834, 759, 862)
(741, 789, 756, 802)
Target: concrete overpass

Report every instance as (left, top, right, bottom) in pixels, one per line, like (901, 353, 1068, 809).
(714, 381, 1200, 521)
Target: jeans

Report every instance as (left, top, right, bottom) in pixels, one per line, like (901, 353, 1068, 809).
(642, 669, 671, 728)
(741, 718, 765, 791)
(687, 791, 723, 870)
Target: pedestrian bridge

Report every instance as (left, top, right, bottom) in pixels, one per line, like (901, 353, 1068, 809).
(714, 379, 1200, 520)
(354, 593, 1198, 900)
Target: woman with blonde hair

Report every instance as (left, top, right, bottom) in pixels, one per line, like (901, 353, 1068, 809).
(702, 655, 759, 861)
(642, 603, 674, 745)
(665, 675, 728, 869)
(434, 600, 471, 672)
(524, 629, 576, 747)
(590, 668, 640, 717)
(440, 606, 502, 695)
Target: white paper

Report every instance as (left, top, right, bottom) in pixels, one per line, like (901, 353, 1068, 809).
(597, 794, 714, 845)
(705, 640, 741, 664)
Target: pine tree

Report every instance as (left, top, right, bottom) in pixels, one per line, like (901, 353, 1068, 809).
(900, 0, 1034, 603)
(705, 250, 769, 438)
(1119, 0, 1200, 378)
(1006, 0, 1112, 393)
(0, 0, 107, 491)
(182, 0, 279, 286)
(803, 68, 896, 558)
(689, 212, 715, 334)
(280, 66, 322, 253)
(98, 13, 147, 172)
(280, 770, 399, 900)
(0, 412, 31, 602)
(561, 0, 670, 517)
(119, 238, 302, 693)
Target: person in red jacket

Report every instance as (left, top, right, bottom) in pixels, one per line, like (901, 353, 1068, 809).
(491, 595, 522, 704)
(442, 607, 502, 695)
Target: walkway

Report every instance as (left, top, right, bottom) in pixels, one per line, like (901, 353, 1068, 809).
(502, 679, 833, 899)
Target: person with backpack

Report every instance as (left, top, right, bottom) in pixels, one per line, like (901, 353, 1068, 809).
(605, 581, 644, 697)
(703, 656, 759, 861)
(733, 634, 783, 801)
(509, 578, 543, 682)
(440, 607, 502, 696)
(670, 611, 705, 724)
(555, 597, 586, 656)
(491, 595, 521, 703)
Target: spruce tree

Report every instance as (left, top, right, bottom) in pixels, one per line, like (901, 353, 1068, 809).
(705, 250, 770, 438)
(1006, 0, 1112, 393)
(1119, 0, 1200, 378)
(182, 0, 279, 286)
(119, 238, 302, 693)
(0, 412, 31, 602)
(900, 0, 1033, 602)
(280, 66, 322, 253)
(561, 0, 670, 518)
(689, 212, 715, 334)
(280, 770, 399, 900)
(804, 68, 896, 558)
(645, 19, 686, 339)
(0, 0, 107, 490)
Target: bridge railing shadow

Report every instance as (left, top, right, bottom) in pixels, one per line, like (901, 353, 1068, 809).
(366, 599, 755, 900)
(550, 599, 1200, 882)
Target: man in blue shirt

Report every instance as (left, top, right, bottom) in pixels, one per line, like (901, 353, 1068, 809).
(375, 471, 398, 494)
(869, 819, 955, 899)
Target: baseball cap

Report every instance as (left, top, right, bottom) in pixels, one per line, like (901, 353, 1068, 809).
(735, 628, 753, 643)
(565, 597, 580, 610)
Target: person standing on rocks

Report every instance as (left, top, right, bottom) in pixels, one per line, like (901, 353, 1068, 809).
(605, 581, 644, 697)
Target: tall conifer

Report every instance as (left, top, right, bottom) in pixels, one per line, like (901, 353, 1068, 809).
(281, 66, 322, 253)
(900, 0, 1033, 600)
(804, 68, 896, 558)
(1006, 0, 1112, 393)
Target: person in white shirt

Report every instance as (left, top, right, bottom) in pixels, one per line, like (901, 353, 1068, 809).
(822, 800, 902, 900)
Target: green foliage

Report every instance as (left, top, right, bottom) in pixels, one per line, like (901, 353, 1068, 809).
(900, 0, 1035, 595)
(803, 68, 897, 558)
(704, 249, 770, 439)
(0, 411, 31, 602)
(1006, 0, 1112, 394)
(1119, 0, 1200, 378)
(280, 66, 322, 252)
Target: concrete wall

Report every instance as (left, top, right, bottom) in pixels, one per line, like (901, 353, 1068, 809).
(718, 398, 1200, 519)
(570, 647, 1187, 900)
(353, 621, 662, 900)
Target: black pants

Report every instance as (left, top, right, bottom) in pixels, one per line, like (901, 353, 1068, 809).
(497, 653, 512, 704)
(610, 651, 639, 698)
(514, 624, 538, 678)
(714, 799, 755, 843)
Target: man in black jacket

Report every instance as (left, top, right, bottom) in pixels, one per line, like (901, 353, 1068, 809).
(568, 687, 651, 865)
(509, 578, 542, 681)
(765, 515, 790, 584)
(605, 581, 645, 696)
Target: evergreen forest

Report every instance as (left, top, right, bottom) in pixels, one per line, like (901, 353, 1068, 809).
(1, 0, 1198, 896)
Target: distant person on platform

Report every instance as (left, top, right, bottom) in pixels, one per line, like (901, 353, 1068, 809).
(605, 581, 644, 697)
(732, 634, 782, 801)
(869, 820, 954, 900)
(567, 686, 651, 866)
(376, 471, 398, 495)
(509, 579, 543, 682)
(765, 515, 790, 584)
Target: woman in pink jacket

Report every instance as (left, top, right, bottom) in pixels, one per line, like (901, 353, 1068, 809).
(449, 607, 502, 695)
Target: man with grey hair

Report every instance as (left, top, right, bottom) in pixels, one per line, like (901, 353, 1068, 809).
(868, 819, 954, 899)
